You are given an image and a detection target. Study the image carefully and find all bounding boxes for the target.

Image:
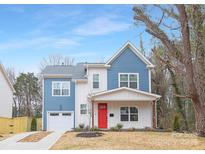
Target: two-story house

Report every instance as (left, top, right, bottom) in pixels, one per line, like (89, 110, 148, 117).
(0, 63, 15, 118)
(41, 41, 161, 131)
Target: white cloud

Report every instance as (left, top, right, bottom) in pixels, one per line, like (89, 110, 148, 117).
(74, 17, 130, 36)
(55, 38, 79, 47)
(69, 52, 97, 58)
(0, 37, 79, 51)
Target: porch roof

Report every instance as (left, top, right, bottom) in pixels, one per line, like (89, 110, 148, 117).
(88, 87, 161, 102)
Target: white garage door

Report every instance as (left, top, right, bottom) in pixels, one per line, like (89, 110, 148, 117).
(47, 111, 74, 131)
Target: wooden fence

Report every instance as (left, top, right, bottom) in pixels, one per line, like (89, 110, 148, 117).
(0, 117, 42, 134)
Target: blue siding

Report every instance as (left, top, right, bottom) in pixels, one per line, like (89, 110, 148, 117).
(107, 47, 149, 92)
(43, 78, 75, 130)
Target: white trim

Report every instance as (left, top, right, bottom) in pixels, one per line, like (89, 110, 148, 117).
(84, 64, 110, 68)
(51, 81, 70, 97)
(118, 73, 139, 89)
(89, 87, 161, 99)
(0, 63, 15, 93)
(106, 41, 154, 68)
(119, 106, 139, 122)
(148, 69, 151, 93)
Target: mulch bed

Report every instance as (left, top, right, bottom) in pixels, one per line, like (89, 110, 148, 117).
(18, 131, 52, 142)
(76, 132, 104, 138)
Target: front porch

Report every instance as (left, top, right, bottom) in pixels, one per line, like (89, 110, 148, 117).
(88, 87, 161, 129)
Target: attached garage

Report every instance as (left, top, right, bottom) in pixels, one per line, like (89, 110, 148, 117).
(47, 111, 74, 131)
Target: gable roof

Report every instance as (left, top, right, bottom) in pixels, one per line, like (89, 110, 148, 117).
(41, 63, 86, 79)
(106, 41, 154, 68)
(89, 87, 161, 101)
(0, 63, 15, 93)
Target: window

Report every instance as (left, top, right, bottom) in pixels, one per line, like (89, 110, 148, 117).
(120, 74, 128, 87)
(62, 113, 71, 116)
(130, 107, 138, 121)
(50, 113, 59, 116)
(120, 107, 129, 121)
(129, 74, 138, 89)
(80, 104, 87, 114)
(52, 81, 70, 96)
(93, 74, 99, 89)
(120, 107, 138, 122)
(119, 73, 139, 89)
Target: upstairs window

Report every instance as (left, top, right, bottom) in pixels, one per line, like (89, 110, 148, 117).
(52, 81, 70, 96)
(93, 74, 99, 89)
(119, 73, 139, 89)
(80, 104, 87, 114)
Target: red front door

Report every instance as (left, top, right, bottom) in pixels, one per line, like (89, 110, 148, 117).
(98, 103, 107, 129)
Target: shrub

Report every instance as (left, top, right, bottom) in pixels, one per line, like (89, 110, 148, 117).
(90, 126, 99, 131)
(85, 125, 90, 131)
(110, 127, 118, 131)
(165, 128, 173, 132)
(79, 123, 85, 130)
(73, 127, 81, 132)
(145, 127, 155, 131)
(173, 115, 180, 132)
(31, 118, 37, 131)
(128, 127, 136, 131)
(116, 123, 123, 130)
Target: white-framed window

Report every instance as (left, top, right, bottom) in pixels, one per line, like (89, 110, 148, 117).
(93, 74, 99, 89)
(80, 104, 87, 114)
(52, 81, 70, 96)
(120, 107, 129, 121)
(120, 107, 138, 122)
(119, 73, 139, 89)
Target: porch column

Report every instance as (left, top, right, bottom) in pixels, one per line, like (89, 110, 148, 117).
(92, 101, 94, 128)
(152, 100, 157, 128)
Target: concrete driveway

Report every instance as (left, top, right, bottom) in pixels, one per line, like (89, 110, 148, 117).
(0, 131, 64, 150)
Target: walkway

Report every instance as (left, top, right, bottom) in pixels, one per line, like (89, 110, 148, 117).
(0, 131, 64, 150)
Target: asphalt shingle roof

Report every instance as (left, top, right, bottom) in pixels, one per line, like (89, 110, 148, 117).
(41, 63, 86, 79)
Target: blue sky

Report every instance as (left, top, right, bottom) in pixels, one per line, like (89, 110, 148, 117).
(0, 4, 155, 74)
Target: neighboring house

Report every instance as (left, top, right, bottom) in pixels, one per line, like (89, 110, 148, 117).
(0, 63, 15, 118)
(41, 41, 161, 131)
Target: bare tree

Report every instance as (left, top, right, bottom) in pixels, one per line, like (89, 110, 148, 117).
(40, 54, 75, 71)
(133, 4, 205, 136)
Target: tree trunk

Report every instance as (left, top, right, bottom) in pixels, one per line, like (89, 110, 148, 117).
(133, 5, 205, 136)
(176, 5, 205, 136)
(168, 66, 189, 131)
(13, 98, 17, 117)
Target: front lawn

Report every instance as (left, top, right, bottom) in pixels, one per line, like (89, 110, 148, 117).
(51, 131, 205, 150)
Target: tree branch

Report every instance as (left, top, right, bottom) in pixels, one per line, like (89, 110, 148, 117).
(155, 4, 179, 20)
(133, 6, 183, 62)
(173, 93, 192, 99)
